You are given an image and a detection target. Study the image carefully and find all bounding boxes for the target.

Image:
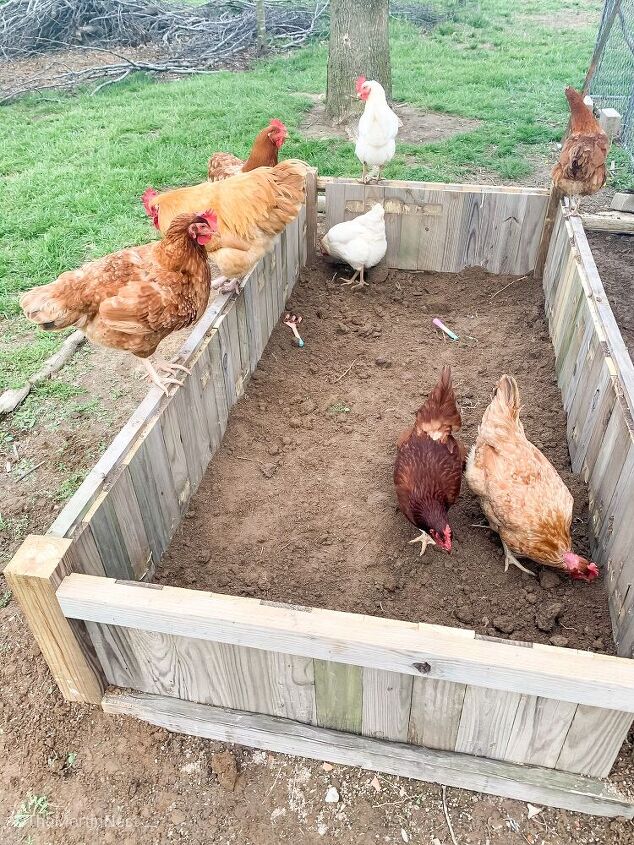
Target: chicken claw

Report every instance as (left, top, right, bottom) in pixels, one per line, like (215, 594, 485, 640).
(155, 355, 191, 377)
(502, 540, 535, 576)
(341, 267, 368, 290)
(140, 358, 184, 396)
(409, 531, 436, 556)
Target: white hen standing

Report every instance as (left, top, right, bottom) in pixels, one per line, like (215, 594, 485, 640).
(320, 203, 387, 290)
(355, 77, 401, 183)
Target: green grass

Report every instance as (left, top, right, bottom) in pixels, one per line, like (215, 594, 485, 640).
(0, 0, 630, 391)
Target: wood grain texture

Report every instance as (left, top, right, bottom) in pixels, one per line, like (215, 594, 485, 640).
(4, 535, 104, 703)
(504, 696, 577, 767)
(83, 490, 136, 580)
(556, 705, 633, 778)
(58, 575, 634, 711)
(408, 677, 467, 751)
(362, 668, 413, 741)
(314, 660, 363, 733)
(87, 620, 316, 723)
(455, 686, 522, 760)
(304, 168, 318, 267)
(103, 692, 634, 818)
(159, 393, 191, 510)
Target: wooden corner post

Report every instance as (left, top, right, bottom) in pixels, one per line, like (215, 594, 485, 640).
(305, 167, 318, 266)
(4, 535, 105, 704)
(534, 184, 562, 280)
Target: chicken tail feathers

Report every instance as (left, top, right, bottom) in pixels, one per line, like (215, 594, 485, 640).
(20, 284, 87, 331)
(414, 365, 461, 441)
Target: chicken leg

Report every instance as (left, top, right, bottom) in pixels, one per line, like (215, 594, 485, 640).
(502, 540, 535, 576)
(140, 358, 184, 396)
(409, 530, 436, 556)
(341, 266, 369, 291)
(359, 163, 369, 184)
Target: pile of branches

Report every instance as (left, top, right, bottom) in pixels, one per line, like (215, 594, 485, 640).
(0, 0, 328, 99)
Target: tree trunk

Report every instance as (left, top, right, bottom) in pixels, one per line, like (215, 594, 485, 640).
(326, 0, 391, 124)
(255, 0, 267, 53)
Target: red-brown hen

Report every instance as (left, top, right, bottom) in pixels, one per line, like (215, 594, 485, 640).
(394, 365, 464, 555)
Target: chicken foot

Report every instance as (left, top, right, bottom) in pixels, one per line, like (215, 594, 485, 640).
(140, 357, 184, 396)
(502, 540, 536, 576)
(340, 266, 369, 290)
(409, 530, 436, 556)
(211, 275, 241, 295)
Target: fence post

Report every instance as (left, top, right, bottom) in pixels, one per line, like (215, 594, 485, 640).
(4, 535, 105, 704)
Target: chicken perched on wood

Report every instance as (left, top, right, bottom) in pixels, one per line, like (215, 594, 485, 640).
(355, 77, 401, 183)
(552, 86, 609, 215)
(20, 212, 217, 394)
(319, 203, 387, 289)
(208, 119, 288, 181)
(143, 159, 307, 294)
(394, 366, 464, 555)
(465, 375, 599, 581)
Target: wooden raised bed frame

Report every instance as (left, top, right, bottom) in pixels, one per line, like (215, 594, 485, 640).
(6, 174, 634, 818)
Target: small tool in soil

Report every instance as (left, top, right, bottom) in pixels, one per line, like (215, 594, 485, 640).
(284, 313, 305, 347)
(433, 318, 459, 341)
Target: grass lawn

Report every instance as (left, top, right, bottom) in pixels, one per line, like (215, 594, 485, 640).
(0, 0, 630, 393)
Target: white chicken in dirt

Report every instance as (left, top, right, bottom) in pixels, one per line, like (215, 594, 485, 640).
(319, 203, 387, 290)
(355, 77, 401, 183)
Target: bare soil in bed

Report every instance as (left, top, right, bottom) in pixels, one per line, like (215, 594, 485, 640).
(586, 232, 634, 360)
(158, 260, 613, 652)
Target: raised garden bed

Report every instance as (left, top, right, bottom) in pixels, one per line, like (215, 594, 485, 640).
(6, 175, 634, 818)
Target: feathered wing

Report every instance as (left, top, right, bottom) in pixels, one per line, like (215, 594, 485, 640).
(321, 205, 386, 269)
(149, 160, 307, 242)
(208, 152, 244, 182)
(465, 375, 574, 564)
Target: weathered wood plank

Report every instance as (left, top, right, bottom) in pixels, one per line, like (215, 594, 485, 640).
(87, 620, 315, 723)
(455, 686, 523, 760)
(408, 677, 467, 751)
(103, 692, 634, 818)
(504, 696, 577, 768)
(107, 467, 152, 579)
(158, 393, 191, 510)
(58, 575, 634, 711)
(64, 523, 105, 577)
(556, 705, 633, 778)
(314, 660, 363, 733)
(84, 490, 136, 580)
(361, 668, 413, 742)
(304, 168, 318, 267)
(4, 535, 104, 703)
(317, 177, 549, 196)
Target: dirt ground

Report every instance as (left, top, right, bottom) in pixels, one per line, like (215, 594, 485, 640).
(159, 260, 613, 652)
(2, 262, 634, 844)
(300, 99, 482, 145)
(586, 232, 634, 359)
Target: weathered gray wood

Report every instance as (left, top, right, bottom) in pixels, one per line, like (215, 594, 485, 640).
(83, 490, 136, 580)
(304, 168, 318, 266)
(58, 575, 634, 711)
(314, 660, 363, 733)
(106, 467, 152, 580)
(241, 269, 263, 373)
(125, 418, 180, 565)
(64, 523, 106, 577)
(556, 705, 633, 778)
(285, 213, 301, 296)
(408, 678, 467, 751)
(158, 394, 191, 510)
(87, 620, 316, 723)
(504, 696, 577, 768)
(455, 686, 522, 760)
(361, 668, 413, 742)
(102, 692, 634, 818)
(207, 331, 230, 439)
(534, 187, 563, 280)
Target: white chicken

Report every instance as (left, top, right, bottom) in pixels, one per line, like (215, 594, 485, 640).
(320, 203, 387, 289)
(355, 77, 401, 183)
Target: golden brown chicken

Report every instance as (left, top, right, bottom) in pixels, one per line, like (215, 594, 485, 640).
(142, 159, 306, 294)
(208, 119, 288, 181)
(465, 375, 599, 581)
(394, 366, 465, 555)
(20, 212, 217, 394)
(552, 86, 609, 215)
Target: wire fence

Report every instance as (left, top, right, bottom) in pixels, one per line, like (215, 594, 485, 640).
(588, 0, 634, 164)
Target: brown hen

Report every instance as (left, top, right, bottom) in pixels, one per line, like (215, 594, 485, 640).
(465, 375, 599, 581)
(142, 159, 306, 294)
(208, 119, 288, 181)
(20, 212, 217, 394)
(394, 366, 464, 555)
(552, 86, 609, 215)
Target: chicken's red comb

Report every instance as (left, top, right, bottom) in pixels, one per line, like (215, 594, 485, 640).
(270, 118, 287, 134)
(197, 210, 218, 230)
(355, 76, 367, 93)
(141, 187, 160, 229)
